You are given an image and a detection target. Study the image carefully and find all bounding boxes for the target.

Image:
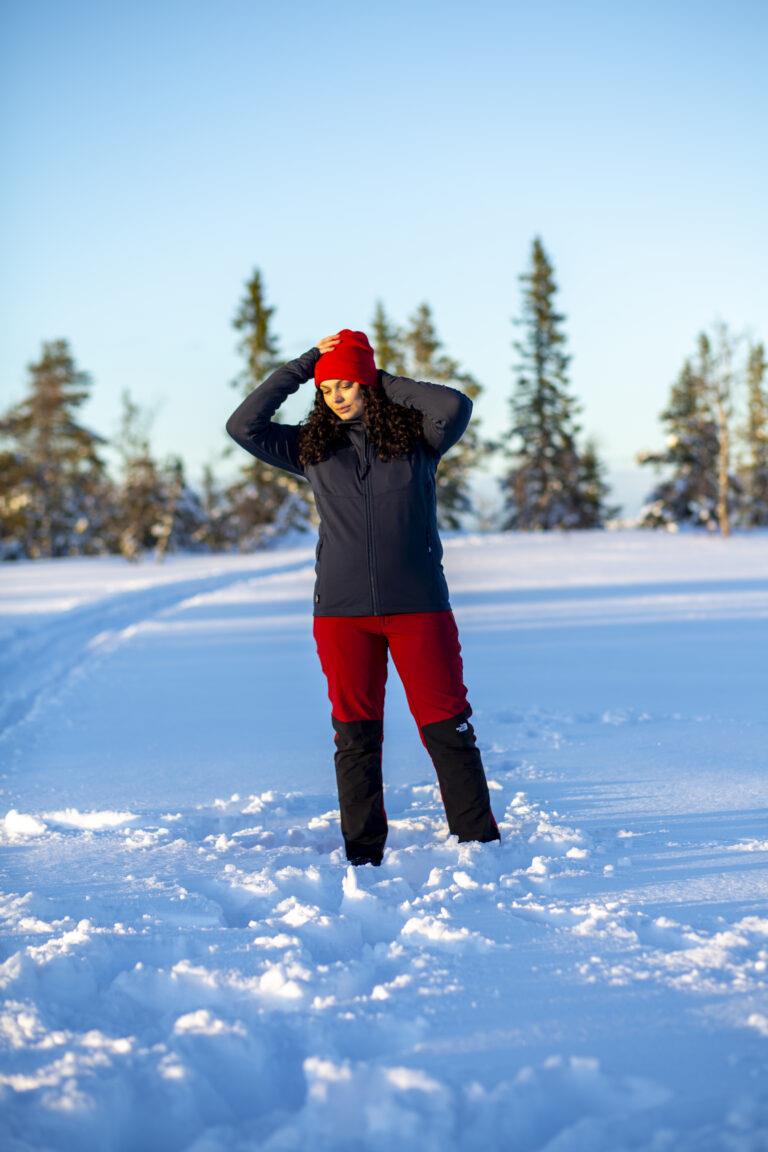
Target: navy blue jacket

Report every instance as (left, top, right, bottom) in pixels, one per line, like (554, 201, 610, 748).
(225, 346, 472, 616)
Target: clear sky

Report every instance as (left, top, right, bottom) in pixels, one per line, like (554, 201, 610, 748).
(2, 0, 766, 515)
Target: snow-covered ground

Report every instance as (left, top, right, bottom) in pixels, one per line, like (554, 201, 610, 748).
(1, 529, 768, 1151)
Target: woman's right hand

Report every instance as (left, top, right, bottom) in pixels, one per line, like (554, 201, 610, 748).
(315, 333, 343, 355)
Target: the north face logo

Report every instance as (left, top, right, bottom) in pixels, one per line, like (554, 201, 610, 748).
(456, 721, 469, 732)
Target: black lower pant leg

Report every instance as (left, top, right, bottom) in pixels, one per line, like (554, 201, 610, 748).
(419, 704, 501, 844)
(331, 715, 387, 863)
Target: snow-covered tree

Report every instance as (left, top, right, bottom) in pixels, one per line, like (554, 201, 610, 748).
(0, 446, 34, 560)
(194, 461, 239, 552)
(637, 330, 742, 532)
(153, 456, 210, 559)
(0, 339, 113, 559)
(575, 437, 621, 527)
(738, 342, 768, 527)
(112, 390, 169, 561)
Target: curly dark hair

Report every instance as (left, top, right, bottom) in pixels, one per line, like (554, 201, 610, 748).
(296, 381, 428, 468)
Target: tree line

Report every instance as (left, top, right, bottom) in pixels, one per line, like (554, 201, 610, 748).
(2, 237, 766, 561)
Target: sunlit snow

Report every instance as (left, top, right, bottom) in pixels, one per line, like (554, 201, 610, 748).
(1, 528, 767, 1150)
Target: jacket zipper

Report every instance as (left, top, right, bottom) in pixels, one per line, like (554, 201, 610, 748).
(362, 436, 380, 614)
(315, 534, 324, 604)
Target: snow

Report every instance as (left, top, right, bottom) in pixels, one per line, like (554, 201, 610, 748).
(1, 529, 768, 1150)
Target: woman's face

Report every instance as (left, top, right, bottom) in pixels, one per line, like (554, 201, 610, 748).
(319, 379, 365, 420)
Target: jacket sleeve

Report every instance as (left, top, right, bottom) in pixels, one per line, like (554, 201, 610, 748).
(378, 369, 473, 457)
(225, 346, 320, 479)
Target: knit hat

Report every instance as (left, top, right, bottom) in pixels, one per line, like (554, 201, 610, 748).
(314, 329, 378, 390)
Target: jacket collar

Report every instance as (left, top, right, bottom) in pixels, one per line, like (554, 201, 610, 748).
(335, 415, 370, 477)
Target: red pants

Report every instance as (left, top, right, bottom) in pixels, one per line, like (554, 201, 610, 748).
(312, 609, 500, 861)
(312, 609, 470, 740)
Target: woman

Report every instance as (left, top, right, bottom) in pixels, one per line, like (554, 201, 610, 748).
(226, 328, 501, 866)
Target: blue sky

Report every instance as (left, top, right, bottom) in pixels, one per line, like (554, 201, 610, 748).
(2, 0, 766, 515)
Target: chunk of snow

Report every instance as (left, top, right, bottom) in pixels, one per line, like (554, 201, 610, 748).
(2, 810, 47, 839)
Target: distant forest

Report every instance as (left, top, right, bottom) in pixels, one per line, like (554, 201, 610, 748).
(2, 237, 766, 561)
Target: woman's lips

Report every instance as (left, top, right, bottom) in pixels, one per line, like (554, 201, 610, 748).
(337, 405, 351, 412)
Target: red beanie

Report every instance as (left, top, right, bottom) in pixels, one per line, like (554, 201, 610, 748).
(314, 329, 378, 390)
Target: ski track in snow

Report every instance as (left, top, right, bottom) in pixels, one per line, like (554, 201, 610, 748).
(0, 553, 313, 742)
(2, 534, 768, 1150)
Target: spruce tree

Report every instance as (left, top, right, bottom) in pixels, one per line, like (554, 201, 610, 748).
(400, 302, 483, 530)
(372, 299, 497, 530)
(739, 342, 768, 527)
(637, 332, 733, 530)
(225, 269, 314, 549)
(113, 390, 168, 561)
(153, 456, 209, 559)
(0, 339, 112, 558)
(709, 320, 744, 536)
(196, 460, 239, 552)
(576, 437, 621, 527)
(500, 237, 584, 530)
(370, 299, 405, 373)
(0, 446, 33, 560)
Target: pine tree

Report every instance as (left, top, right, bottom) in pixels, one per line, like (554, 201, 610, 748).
(195, 461, 239, 552)
(708, 320, 744, 536)
(0, 446, 33, 560)
(738, 342, 768, 527)
(113, 390, 168, 561)
(637, 331, 739, 531)
(224, 269, 314, 549)
(370, 299, 405, 373)
(576, 437, 621, 527)
(372, 299, 498, 531)
(229, 268, 282, 395)
(500, 237, 585, 530)
(0, 339, 112, 558)
(153, 456, 209, 559)
(400, 302, 484, 530)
